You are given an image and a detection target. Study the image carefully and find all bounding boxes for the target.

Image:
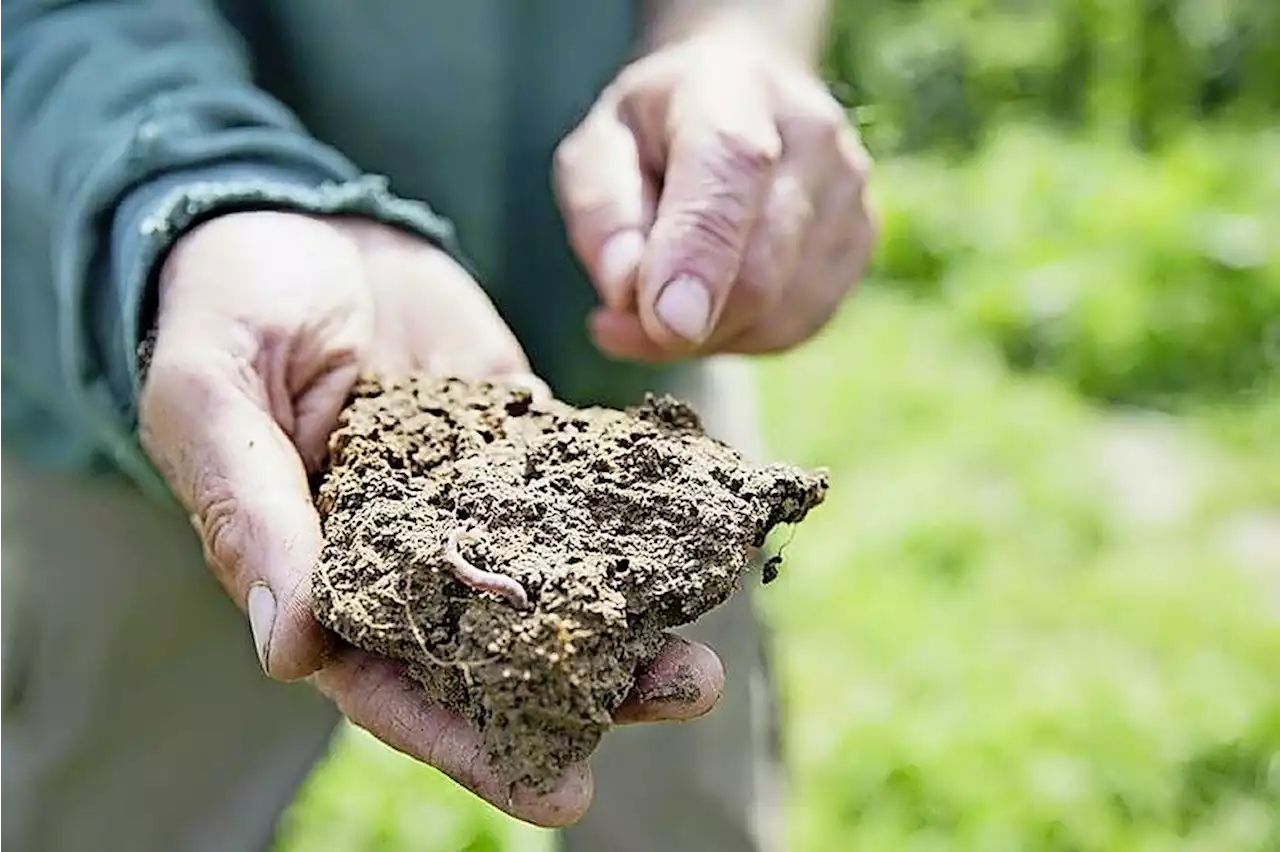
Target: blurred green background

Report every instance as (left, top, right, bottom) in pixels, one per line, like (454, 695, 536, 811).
(277, 1, 1280, 849)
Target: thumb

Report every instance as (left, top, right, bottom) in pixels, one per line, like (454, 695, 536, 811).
(554, 102, 658, 310)
(140, 352, 334, 682)
(637, 76, 780, 351)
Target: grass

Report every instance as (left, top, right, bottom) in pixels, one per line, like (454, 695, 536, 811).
(276, 134, 1280, 851)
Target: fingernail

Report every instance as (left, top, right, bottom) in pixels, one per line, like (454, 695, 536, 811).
(655, 275, 713, 343)
(511, 374, 555, 404)
(247, 583, 276, 674)
(598, 230, 644, 307)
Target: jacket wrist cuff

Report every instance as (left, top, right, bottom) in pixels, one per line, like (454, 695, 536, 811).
(101, 163, 464, 417)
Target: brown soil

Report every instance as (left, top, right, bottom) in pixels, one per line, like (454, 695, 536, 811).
(312, 374, 827, 790)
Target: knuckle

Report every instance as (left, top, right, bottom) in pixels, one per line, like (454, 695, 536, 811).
(709, 127, 780, 177)
(838, 131, 873, 183)
(552, 133, 580, 181)
(197, 485, 245, 578)
(560, 192, 617, 235)
(607, 61, 649, 100)
(666, 196, 752, 260)
(481, 352, 533, 380)
(798, 104, 848, 149)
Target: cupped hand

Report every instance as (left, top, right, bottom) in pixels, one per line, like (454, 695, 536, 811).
(137, 212, 724, 826)
(555, 18, 875, 360)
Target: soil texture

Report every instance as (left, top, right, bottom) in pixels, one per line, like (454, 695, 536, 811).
(312, 375, 828, 790)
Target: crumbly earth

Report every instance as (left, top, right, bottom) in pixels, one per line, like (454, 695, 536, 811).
(312, 374, 828, 790)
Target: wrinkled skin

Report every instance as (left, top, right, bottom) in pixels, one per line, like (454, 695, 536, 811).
(138, 213, 723, 827)
(138, 12, 873, 831)
(555, 18, 875, 359)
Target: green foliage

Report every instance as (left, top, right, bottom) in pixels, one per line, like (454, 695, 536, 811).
(755, 291, 1280, 851)
(824, 0, 1280, 153)
(278, 288, 1280, 852)
(276, 3, 1279, 850)
(871, 124, 1280, 406)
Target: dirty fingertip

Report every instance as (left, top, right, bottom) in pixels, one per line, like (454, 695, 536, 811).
(505, 372, 555, 404)
(614, 635, 725, 723)
(508, 761, 595, 827)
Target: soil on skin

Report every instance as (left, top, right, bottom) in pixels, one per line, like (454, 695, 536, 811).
(312, 374, 828, 790)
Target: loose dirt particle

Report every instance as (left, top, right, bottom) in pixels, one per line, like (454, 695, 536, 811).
(312, 374, 827, 790)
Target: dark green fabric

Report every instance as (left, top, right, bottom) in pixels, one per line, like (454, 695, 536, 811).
(2, 0, 682, 492)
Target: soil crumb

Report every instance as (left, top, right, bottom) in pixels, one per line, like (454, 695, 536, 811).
(313, 374, 827, 790)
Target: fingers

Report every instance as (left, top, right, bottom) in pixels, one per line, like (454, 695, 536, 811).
(587, 161, 815, 362)
(708, 165, 813, 346)
(587, 165, 811, 363)
(722, 131, 875, 354)
(137, 214, 376, 682)
(575, 50, 878, 362)
(636, 68, 780, 351)
(554, 101, 659, 310)
(290, 348, 365, 472)
(139, 353, 336, 681)
(722, 225, 873, 354)
(612, 634, 725, 724)
(311, 648, 594, 827)
(358, 240, 535, 381)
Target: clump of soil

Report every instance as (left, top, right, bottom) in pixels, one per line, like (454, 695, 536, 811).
(312, 374, 827, 790)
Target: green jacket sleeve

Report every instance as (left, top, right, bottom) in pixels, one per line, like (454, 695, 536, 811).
(2, 0, 463, 493)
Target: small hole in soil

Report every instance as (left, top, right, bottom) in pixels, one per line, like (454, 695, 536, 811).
(607, 557, 630, 578)
(566, 555, 582, 565)
(505, 394, 532, 417)
(479, 429, 495, 444)
(762, 554, 782, 585)
(456, 507, 471, 521)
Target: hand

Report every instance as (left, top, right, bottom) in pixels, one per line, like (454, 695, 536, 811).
(137, 212, 724, 826)
(555, 18, 875, 360)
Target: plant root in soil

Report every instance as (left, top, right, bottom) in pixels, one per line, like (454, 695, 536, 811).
(312, 374, 828, 790)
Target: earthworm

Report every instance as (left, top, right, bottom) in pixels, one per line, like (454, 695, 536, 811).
(443, 527, 531, 610)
